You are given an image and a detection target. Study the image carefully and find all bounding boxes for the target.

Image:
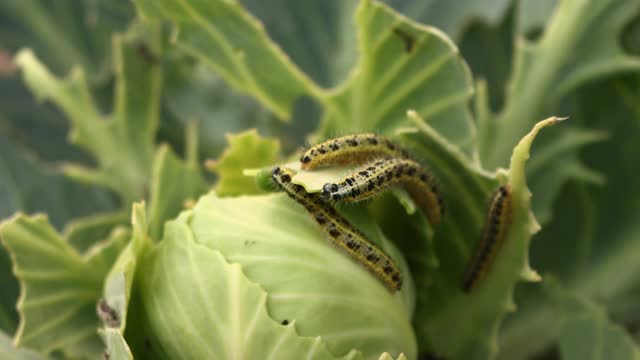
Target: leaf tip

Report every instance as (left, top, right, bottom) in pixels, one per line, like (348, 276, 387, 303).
(521, 267, 542, 283)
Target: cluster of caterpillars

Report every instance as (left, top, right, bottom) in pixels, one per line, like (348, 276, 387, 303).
(321, 158, 444, 226)
(274, 133, 512, 294)
(271, 166, 402, 292)
(300, 133, 410, 170)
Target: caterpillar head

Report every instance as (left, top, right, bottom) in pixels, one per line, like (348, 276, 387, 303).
(322, 183, 339, 199)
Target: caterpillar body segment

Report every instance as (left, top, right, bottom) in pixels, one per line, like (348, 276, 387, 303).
(321, 158, 444, 225)
(300, 133, 410, 170)
(462, 185, 513, 292)
(271, 166, 403, 292)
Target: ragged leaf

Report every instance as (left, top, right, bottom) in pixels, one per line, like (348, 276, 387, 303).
(0, 214, 128, 358)
(15, 25, 163, 203)
(64, 212, 129, 254)
(289, 114, 563, 358)
(403, 116, 564, 358)
(133, 0, 320, 119)
(188, 193, 416, 359)
(317, 0, 475, 153)
(377, 352, 408, 360)
(474, 0, 634, 232)
(100, 203, 150, 360)
(137, 209, 367, 359)
(0, 134, 117, 229)
(0, 0, 132, 83)
(0, 134, 117, 335)
(0, 330, 49, 360)
(499, 75, 640, 360)
(208, 129, 280, 197)
(100, 328, 133, 360)
(390, 0, 512, 40)
(242, 0, 359, 88)
(481, 0, 640, 167)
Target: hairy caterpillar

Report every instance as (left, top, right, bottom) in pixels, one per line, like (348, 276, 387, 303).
(300, 133, 410, 170)
(462, 185, 512, 292)
(321, 158, 444, 225)
(272, 166, 402, 292)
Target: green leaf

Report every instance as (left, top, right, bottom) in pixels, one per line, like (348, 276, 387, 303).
(100, 203, 150, 360)
(242, 0, 359, 88)
(525, 127, 608, 224)
(498, 75, 640, 359)
(137, 209, 366, 359)
(481, 0, 640, 167)
(133, 0, 321, 119)
(147, 128, 205, 240)
(547, 278, 640, 360)
(208, 129, 280, 197)
(0, 134, 118, 336)
(15, 25, 163, 203)
(475, 0, 637, 234)
(163, 62, 278, 157)
(377, 353, 408, 360)
(0, 134, 117, 229)
(398, 115, 560, 358)
(318, 0, 475, 151)
(516, 0, 558, 36)
(0, 248, 18, 335)
(0, 0, 132, 83)
(0, 214, 128, 358)
(391, 0, 512, 40)
(0, 75, 80, 164)
(64, 212, 130, 254)
(188, 193, 416, 359)
(102, 204, 149, 332)
(0, 330, 49, 360)
(284, 114, 562, 358)
(100, 328, 133, 360)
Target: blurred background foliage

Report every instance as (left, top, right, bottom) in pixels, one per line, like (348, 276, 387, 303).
(1, 0, 639, 359)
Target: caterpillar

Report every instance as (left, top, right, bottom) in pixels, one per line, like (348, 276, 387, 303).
(462, 185, 512, 293)
(300, 133, 410, 170)
(272, 166, 402, 292)
(321, 158, 444, 225)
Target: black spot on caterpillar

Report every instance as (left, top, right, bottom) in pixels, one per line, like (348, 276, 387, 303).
(462, 185, 512, 292)
(392, 27, 416, 52)
(299, 133, 410, 170)
(322, 158, 444, 225)
(281, 319, 289, 325)
(272, 166, 402, 292)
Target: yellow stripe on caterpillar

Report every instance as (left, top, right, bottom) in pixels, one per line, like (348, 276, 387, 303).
(321, 158, 444, 225)
(462, 185, 512, 292)
(271, 166, 402, 292)
(300, 133, 410, 170)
